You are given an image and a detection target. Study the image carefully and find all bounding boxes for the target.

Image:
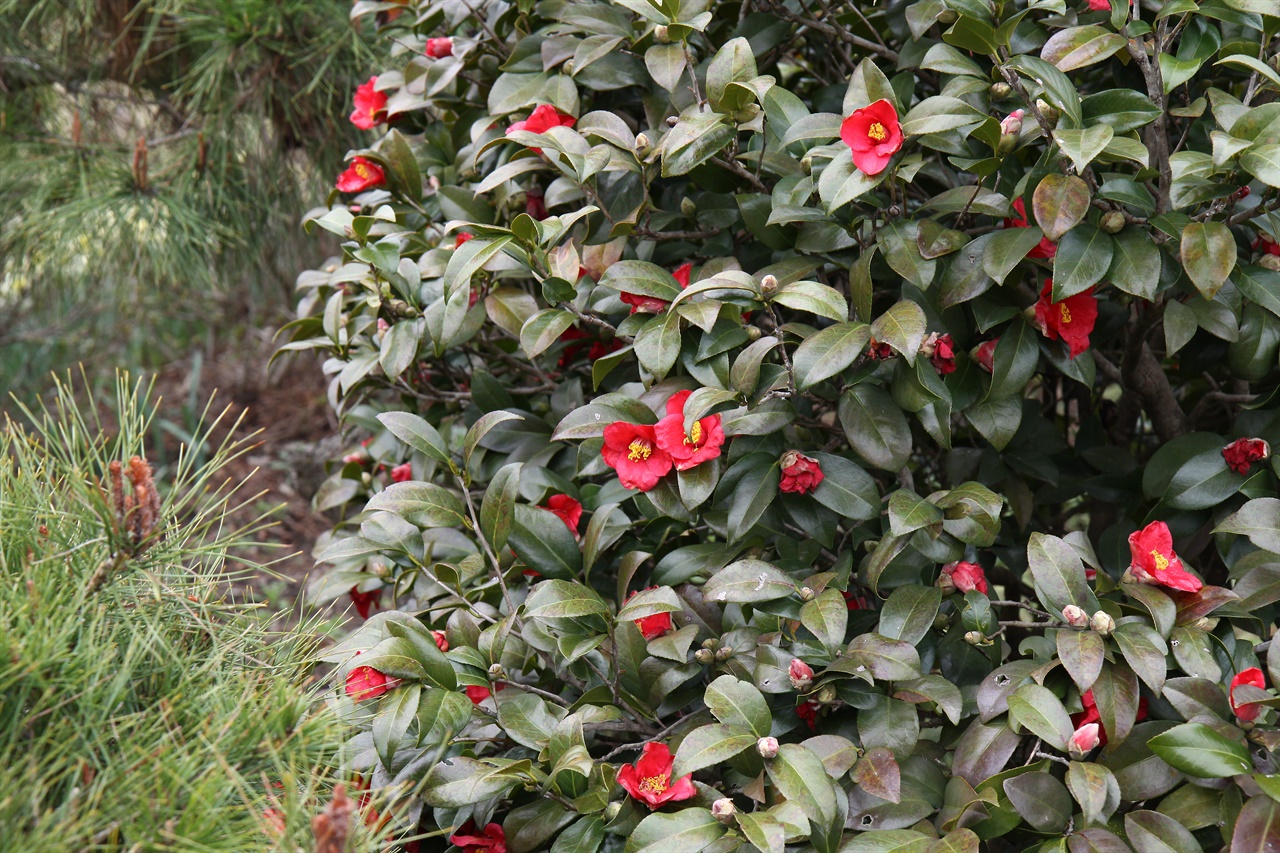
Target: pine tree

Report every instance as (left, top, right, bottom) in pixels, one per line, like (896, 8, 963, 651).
(0, 0, 375, 392)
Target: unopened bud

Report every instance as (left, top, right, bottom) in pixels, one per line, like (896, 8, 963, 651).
(488, 663, 506, 679)
(816, 685, 838, 705)
(654, 24, 670, 43)
(428, 174, 441, 191)
(372, 562, 391, 579)
(702, 638, 719, 650)
(1062, 605, 1089, 628)
(1261, 255, 1280, 272)
(665, 115, 679, 127)
(715, 646, 733, 662)
(761, 274, 779, 294)
(990, 82, 1012, 99)
(711, 798, 737, 823)
(1100, 211, 1126, 234)
(1000, 109, 1024, 137)
(936, 571, 957, 595)
(562, 59, 574, 75)
(757, 736, 779, 758)
(800, 154, 813, 175)
(1090, 611, 1115, 637)
(1035, 99, 1060, 127)
(695, 648, 715, 665)
(604, 801, 622, 821)
(681, 197, 697, 217)
(964, 630, 985, 646)
(634, 132, 651, 155)
(798, 586, 815, 602)
(789, 659, 815, 691)
(745, 326, 762, 341)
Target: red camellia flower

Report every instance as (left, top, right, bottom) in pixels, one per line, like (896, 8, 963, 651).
(1071, 689, 1147, 745)
(844, 590, 870, 610)
(779, 450, 824, 495)
(601, 422, 673, 491)
(626, 587, 673, 640)
(620, 262, 691, 314)
(425, 37, 454, 59)
(655, 389, 726, 472)
(1257, 235, 1280, 256)
(1003, 198, 1057, 259)
(465, 684, 506, 705)
(1070, 722, 1101, 755)
(525, 187, 548, 221)
(431, 630, 448, 652)
(974, 339, 998, 373)
(1231, 668, 1267, 722)
(454, 232, 475, 249)
(543, 494, 583, 537)
(1223, 437, 1270, 475)
(506, 105, 576, 155)
(390, 462, 412, 483)
(349, 586, 381, 619)
(867, 336, 894, 360)
(797, 699, 821, 729)
(1087, 0, 1110, 9)
(1034, 280, 1097, 358)
(616, 742, 696, 809)
(346, 662, 402, 702)
(943, 561, 989, 595)
(1127, 520, 1202, 592)
(336, 157, 386, 193)
(840, 99, 904, 176)
(350, 77, 387, 130)
(449, 821, 506, 853)
(930, 333, 957, 375)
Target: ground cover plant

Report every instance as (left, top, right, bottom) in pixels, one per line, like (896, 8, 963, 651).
(287, 0, 1280, 848)
(0, 376, 375, 852)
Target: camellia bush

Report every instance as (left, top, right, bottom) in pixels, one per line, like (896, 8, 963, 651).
(284, 0, 1280, 848)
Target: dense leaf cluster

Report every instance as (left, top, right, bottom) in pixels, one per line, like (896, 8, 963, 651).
(288, 0, 1280, 849)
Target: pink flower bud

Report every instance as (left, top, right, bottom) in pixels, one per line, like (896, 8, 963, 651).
(1062, 605, 1089, 628)
(431, 630, 449, 652)
(757, 736, 779, 759)
(789, 659, 815, 691)
(711, 798, 737, 823)
(1000, 109, 1024, 136)
(1069, 722, 1101, 757)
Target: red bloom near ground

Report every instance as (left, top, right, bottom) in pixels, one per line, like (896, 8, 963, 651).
(944, 561, 989, 594)
(621, 262, 691, 314)
(506, 104, 576, 155)
(779, 451, 824, 494)
(449, 821, 506, 853)
(840, 99, 903, 176)
(601, 422, 673, 491)
(345, 664, 401, 701)
(1231, 668, 1267, 722)
(350, 77, 387, 130)
(626, 587, 673, 640)
(616, 742, 696, 809)
(336, 157, 386, 192)
(1003, 198, 1057, 259)
(655, 390, 726, 471)
(543, 494, 583, 537)
(465, 683, 505, 704)
(1034, 280, 1097, 358)
(349, 586, 380, 619)
(930, 333, 957, 375)
(424, 37, 453, 58)
(390, 462, 412, 483)
(974, 339, 998, 373)
(1223, 437, 1270, 475)
(1127, 520, 1202, 592)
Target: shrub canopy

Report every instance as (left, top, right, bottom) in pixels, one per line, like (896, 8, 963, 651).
(289, 0, 1280, 849)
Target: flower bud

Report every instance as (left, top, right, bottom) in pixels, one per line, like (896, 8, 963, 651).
(760, 274, 779, 294)
(604, 801, 622, 821)
(1261, 255, 1280, 272)
(715, 646, 733, 662)
(711, 798, 737, 823)
(1068, 722, 1101, 759)
(745, 326, 762, 341)
(488, 663, 506, 679)
(800, 154, 813, 175)
(431, 630, 449, 652)
(1100, 211, 1126, 234)
(990, 82, 1012, 99)
(702, 638, 720, 650)
(757, 736, 779, 759)
(680, 197, 697, 218)
(427, 174, 441, 191)
(1000, 109, 1024, 137)
(634, 132, 651, 155)
(798, 586, 815, 602)
(1035, 99, 1060, 127)
(695, 648, 715, 665)
(1062, 605, 1089, 628)
(964, 630, 985, 646)
(654, 24, 670, 43)
(665, 115, 679, 127)
(789, 659, 815, 691)
(372, 561, 391, 579)
(1090, 611, 1115, 637)
(816, 685, 838, 705)
(562, 59, 574, 75)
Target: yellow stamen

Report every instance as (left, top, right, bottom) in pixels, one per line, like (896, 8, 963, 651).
(638, 775, 668, 794)
(627, 440, 652, 462)
(355, 163, 371, 178)
(1150, 550, 1169, 571)
(685, 421, 703, 447)
(867, 122, 888, 142)
(1060, 304, 1072, 324)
